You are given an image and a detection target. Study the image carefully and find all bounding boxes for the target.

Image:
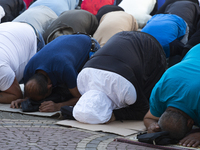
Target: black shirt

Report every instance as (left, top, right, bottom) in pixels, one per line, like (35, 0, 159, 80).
(84, 31, 167, 120)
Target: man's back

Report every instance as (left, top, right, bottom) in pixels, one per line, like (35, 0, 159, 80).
(163, 1, 200, 38)
(13, 5, 58, 36)
(0, 0, 25, 22)
(24, 34, 92, 89)
(84, 31, 167, 120)
(29, 0, 79, 16)
(93, 11, 138, 47)
(142, 14, 187, 57)
(0, 22, 37, 91)
(150, 43, 200, 127)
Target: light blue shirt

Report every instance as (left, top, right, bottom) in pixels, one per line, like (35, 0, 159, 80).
(29, 0, 79, 16)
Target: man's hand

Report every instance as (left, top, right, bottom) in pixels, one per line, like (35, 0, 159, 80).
(39, 101, 59, 112)
(179, 132, 200, 147)
(147, 122, 161, 133)
(143, 110, 160, 133)
(10, 99, 26, 108)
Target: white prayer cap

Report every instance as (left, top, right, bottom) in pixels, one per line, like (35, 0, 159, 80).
(73, 90, 113, 124)
(0, 5, 5, 22)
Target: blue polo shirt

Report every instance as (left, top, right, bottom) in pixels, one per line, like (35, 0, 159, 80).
(24, 34, 92, 89)
(150, 44, 200, 126)
(142, 14, 187, 58)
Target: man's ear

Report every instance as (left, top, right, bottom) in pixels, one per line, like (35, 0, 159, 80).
(47, 84, 52, 90)
(187, 118, 194, 127)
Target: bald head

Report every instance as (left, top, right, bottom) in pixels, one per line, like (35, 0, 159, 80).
(158, 107, 193, 140)
(24, 73, 50, 101)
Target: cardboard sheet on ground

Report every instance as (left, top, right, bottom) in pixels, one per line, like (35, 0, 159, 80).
(0, 104, 60, 117)
(56, 120, 145, 136)
(0, 84, 60, 117)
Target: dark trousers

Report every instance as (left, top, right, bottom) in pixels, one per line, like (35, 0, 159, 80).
(182, 29, 200, 57)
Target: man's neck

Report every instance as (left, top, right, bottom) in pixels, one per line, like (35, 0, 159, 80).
(167, 107, 192, 120)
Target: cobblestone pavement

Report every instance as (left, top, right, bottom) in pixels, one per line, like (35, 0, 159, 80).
(0, 111, 158, 150)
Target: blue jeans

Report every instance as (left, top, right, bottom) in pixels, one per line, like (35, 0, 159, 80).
(89, 38, 100, 58)
(36, 30, 45, 52)
(22, 22, 45, 52)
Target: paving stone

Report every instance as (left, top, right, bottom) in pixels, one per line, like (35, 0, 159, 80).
(103, 148, 116, 150)
(76, 148, 86, 150)
(0, 112, 166, 150)
(86, 143, 99, 148)
(95, 136, 109, 141)
(38, 148, 49, 150)
(97, 148, 109, 150)
(85, 148, 97, 150)
(106, 145, 117, 149)
(89, 140, 101, 144)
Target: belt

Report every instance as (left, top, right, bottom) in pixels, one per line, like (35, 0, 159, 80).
(72, 32, 97, 52)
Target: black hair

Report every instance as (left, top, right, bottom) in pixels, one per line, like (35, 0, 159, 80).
(24, 73, 48, 98)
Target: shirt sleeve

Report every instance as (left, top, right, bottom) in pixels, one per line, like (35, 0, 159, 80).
(0, 65, 15, 91)
(149, 85, 165, 117)
(150, 103, 163, 118)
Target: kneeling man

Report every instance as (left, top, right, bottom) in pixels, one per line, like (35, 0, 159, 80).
(73, 31, 167, 124)
(144, 43, 200, 148)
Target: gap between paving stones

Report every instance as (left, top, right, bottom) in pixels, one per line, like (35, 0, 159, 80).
(0, 119, 127, 150)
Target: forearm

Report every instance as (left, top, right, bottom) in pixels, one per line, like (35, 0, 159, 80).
(143, 110, 160, 132)
(143, 118, 158, 129)
(0, 91, 23, 104)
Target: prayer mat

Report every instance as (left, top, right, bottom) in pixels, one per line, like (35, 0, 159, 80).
(0, 104, 60, 117)
(0, 84, 60, 117)
(115, 135, 200, 150)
